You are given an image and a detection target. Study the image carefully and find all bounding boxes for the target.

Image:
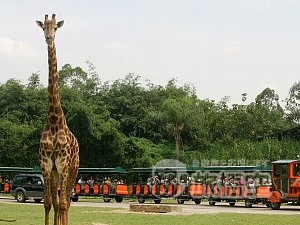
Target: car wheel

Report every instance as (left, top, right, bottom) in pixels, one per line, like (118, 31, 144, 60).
(16, 191, 26, 203)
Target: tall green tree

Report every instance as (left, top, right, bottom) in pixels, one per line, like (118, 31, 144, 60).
(161, 97, 195, 160)
(285, 81, 300, 124)
(102, 74, 147, 137)
(255, 88, 283, 111)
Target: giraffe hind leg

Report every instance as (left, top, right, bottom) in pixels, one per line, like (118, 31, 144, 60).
(51, 170, 60, 225)
(43, 176, 52, 225)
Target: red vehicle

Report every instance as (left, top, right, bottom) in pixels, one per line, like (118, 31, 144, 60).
(268, 159, 300, 209)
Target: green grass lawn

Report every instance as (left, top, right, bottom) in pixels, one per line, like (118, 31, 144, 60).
(1, 202, 300, 225)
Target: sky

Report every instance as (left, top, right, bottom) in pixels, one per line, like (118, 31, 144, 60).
(1, 0, 300, 105)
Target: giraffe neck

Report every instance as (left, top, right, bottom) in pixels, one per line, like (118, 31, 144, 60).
(47, 44, 65, 126)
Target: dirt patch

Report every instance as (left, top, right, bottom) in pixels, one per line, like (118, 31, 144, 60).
(110, 209, 180, 216)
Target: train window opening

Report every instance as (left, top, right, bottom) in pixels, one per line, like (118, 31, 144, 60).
(293, 163, 300, 176)
(273, 164, 288, 178)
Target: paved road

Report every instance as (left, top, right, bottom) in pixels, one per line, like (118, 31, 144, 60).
(74, 201, 300, 215)
(2, 196, 300, 215)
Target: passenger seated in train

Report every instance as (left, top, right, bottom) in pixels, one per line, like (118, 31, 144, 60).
(105, 177, 112, 186)
(196, 179, 202, 184)
(247, 178, 255, 188)
(229, 178, 237, 187)
(116, 179, 124, 184)
(77, 176, 85, 193)
(88, 176, 94, 194)
(213, 176, 223, 185)
(224, 177, 230, 186)
(172, 178, 177, 184)
(154, 175, 160, 185)
(106, 177, 116, 193)
(238, 176, 246, 186)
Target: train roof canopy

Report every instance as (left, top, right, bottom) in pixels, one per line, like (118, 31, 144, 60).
(130, 167, 188, 173)
(0, 167, 33, 173)
(78, 167, 127, 174)
(272, 159, 300, 164)
(129, 164, 271, 173)
(201, 165, 271, 172)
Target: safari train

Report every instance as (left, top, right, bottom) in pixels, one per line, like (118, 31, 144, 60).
(73, 159, 300, 210)
(1, 159, 300, 210)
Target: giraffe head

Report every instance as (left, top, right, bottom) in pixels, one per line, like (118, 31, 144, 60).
(36, 14, 64, 48)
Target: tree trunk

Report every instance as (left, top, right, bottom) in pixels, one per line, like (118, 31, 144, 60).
(175, 132, 180, 160)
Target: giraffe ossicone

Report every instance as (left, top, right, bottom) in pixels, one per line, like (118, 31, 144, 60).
(37, 14, 79, 225)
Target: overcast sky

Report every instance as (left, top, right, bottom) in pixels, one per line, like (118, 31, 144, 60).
(1, 0, 299, 104)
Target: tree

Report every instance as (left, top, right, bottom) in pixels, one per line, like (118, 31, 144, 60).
(162, 97, 195, 160)
(58, 63, 101, 97)
(0, 79, 28, 123)
(27, 72, 43, 90)
(0, 119, 38, 166)
(285, 81, 300, 124)
(101, 74, 148, 137)
(255, 88, 282, 112)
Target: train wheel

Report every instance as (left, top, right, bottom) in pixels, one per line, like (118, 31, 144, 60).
(177, 199, 184, 204)
(103, 198, 111, 203)
(194, 199, 201, 205)
(154, 199, 161, 204)
(208, 197, 216, 206)
(138, 197, 145, 203)
(245, 200, 252, 208)
(270, 202, 281, 210)
(229, 202, 235, 207)
(115, 196, 123, 203)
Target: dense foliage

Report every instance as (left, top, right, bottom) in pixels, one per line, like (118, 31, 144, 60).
(0, 64, 299, 168)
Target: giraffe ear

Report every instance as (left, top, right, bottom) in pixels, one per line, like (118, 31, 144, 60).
(57, 20, 64, 28)
(36, 20, 44, 29)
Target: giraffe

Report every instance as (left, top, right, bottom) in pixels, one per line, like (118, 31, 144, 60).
(36, 14, 79, 225)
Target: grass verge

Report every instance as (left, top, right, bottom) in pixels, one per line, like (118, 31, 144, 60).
(0, 201, 300, 225)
